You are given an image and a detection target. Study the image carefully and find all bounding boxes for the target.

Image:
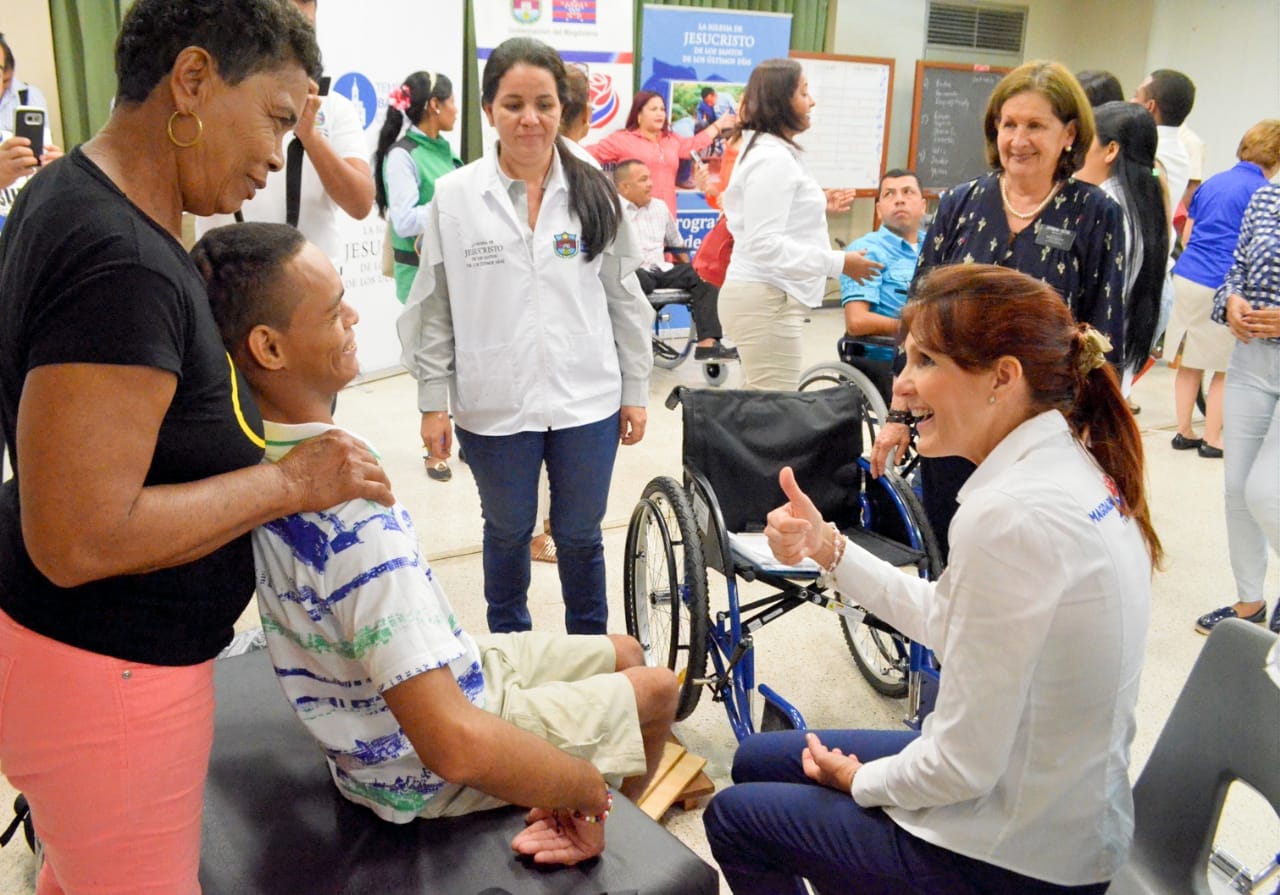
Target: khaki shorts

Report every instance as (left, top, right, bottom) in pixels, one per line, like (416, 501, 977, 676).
(421, 631, 646, 818)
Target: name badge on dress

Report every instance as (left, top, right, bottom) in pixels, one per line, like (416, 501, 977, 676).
(1035, 226, 1076, 251)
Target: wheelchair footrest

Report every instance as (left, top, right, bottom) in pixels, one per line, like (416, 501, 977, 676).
(844, 526, 925, 568)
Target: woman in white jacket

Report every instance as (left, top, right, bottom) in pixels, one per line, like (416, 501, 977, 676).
(706, 265, 1161, 894)
(397, 37, 652, 636)
(719, 58, 880, 390)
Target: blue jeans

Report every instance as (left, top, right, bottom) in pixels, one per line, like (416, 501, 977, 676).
(1223, 338, 1280, 602)
(704, 730, 1111, 895)
(455, 412, 619, 635)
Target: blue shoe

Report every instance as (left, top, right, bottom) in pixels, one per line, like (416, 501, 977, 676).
(1195, 604, 1266, 635)
(1271, 602, 1280, 635)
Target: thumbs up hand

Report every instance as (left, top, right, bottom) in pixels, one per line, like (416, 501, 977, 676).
(764, 466, 830, 566)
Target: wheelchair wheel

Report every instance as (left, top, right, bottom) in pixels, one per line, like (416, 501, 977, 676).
(841, 470, 942, 698)
(844, 620, 910, 697)
(623, 476, 709, 720)
(652, 315, 695, 370)
(701, 361, 730, 387)
(798, 361, 889, 425)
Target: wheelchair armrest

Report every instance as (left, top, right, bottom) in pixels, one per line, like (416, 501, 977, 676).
(839, 333, 897, 353)
(648, 288, 693, 311)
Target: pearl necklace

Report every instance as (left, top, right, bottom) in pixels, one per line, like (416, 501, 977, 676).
(999, 175, 1061, 221)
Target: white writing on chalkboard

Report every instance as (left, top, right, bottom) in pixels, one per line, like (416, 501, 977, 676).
(912, 66, 1006, 190)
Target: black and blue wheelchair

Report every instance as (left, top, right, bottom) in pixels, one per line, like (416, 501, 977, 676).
(623, 377, 942, 742)
(648, 288, 732, 387)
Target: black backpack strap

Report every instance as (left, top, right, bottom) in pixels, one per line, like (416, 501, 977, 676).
(0, 794, 32, 851)
(387, 137, 425, 267)
(285, 137, 306, 228)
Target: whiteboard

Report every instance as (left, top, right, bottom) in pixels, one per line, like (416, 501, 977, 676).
(790, 52, 893, 193)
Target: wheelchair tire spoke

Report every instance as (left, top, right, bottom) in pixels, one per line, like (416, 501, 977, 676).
(623, 477, 709, 721)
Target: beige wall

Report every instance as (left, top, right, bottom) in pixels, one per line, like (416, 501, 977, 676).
(4, 5, 64, 146)
(1144, 0, 1280, 179)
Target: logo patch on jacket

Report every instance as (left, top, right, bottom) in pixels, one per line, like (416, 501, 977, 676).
(553, 232, 580, 258)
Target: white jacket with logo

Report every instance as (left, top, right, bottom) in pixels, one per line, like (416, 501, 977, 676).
(398, 146, 653, 436)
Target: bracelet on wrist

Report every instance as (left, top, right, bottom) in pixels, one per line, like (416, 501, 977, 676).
(885, 408, 913, 425)
(574, 788, 613, 824)
(819, 521, 846, 576)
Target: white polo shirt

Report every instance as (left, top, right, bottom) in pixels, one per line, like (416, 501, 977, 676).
(1156, 125, 1191, 212)
(835, 410, 1152, 886)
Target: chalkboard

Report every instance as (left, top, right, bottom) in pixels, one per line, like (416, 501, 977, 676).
(908, 61, 1011, 194)
(790, 52, 893, 194)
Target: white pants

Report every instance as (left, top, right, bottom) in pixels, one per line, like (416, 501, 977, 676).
(1223, 338, 1280, 602)
(719, 279, 807, 391)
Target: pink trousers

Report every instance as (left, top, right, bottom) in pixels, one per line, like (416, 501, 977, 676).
(0, 607, 214, 895)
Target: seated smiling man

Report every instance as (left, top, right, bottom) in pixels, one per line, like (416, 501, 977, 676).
(191, 222, 678, 864)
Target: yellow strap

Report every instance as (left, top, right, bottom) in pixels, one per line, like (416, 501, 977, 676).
(226, 353, 265, 450)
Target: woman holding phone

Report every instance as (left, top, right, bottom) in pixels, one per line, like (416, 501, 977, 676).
(0, 3, 391, 890)
(588, 90, 735, 218)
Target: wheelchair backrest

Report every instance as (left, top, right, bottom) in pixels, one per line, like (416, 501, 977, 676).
(680, 386, 864, 534)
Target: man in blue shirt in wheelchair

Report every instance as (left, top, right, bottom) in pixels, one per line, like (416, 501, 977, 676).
(839, 168, 928, 400)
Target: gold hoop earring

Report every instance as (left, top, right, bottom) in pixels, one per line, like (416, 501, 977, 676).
(167, 110, 204, 149)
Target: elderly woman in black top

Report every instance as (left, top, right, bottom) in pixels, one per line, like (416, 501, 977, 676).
(0, 1, 391, 890)
(873, 61, 1125, 558)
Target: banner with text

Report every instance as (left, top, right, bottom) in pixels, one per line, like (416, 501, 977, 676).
(640, 5, 791, 245)
(475, 0, 635, 152)
(317, 0, 465, 377)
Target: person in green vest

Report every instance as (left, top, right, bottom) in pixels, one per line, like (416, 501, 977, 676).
(374, 70, 462, 481)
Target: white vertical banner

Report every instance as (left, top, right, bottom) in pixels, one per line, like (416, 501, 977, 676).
(316, 0, 465, 377)
(474, 0, 634, 153)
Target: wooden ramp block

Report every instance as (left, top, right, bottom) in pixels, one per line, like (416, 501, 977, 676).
(637, 738, 713, 820)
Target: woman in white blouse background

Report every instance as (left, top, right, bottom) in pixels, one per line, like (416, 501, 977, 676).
(719, 58, 880, 390)
(704, 265, 1161, 895)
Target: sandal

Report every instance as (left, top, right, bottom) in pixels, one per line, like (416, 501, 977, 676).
(530, 533, 558, 563)
(424, 457, 452, 481)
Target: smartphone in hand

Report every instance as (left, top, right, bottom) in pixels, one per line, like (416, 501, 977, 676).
(317, 76, 331, 97)
(15, 107, 44, 163)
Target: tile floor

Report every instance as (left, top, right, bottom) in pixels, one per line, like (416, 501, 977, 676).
(1, 306, 1277, 894)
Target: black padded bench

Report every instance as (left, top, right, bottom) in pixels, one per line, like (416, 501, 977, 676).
(200, 648, 718, 895)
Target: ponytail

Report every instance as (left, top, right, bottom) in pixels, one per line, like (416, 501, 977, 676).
(373, 71, 453, 218)
(555, 136, 618, 262)
(1067, 326, 1164, 567)
(373, 106, 406, 218)
(905, 265, 1164, 569)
